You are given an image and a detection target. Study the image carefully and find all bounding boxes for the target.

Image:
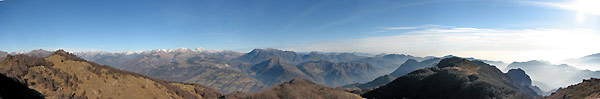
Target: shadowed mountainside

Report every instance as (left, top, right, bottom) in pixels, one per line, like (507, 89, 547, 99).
(362, 57, 539, 99)
(0, 73, 44, 99)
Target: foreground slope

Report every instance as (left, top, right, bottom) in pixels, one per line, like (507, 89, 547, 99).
(225, 79, 362, 99)
(362, 57, 539, 99)
(0, 50, 222, 99)
(546, 78, 600, 99)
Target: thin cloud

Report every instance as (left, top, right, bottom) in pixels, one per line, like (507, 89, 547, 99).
(524, 0, 600, 15)
(288, 25, 600, 70)
(523, 0, 600, 23)
(380, 24, 447, 30)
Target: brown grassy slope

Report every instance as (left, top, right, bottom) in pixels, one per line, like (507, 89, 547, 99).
(545, 78, 600, 99)
(223, 78, 362, 99)
(0, 50, 223, 99)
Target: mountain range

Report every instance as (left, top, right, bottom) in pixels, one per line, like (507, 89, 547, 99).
(73, 48, 392, 93)
(0, 50, 365, 99)
(2, 48, 599, 98)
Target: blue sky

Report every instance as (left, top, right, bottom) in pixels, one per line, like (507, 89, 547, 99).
(1, 0, 599, 66)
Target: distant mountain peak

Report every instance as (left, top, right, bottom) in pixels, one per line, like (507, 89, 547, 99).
(404, 59, 419, 63)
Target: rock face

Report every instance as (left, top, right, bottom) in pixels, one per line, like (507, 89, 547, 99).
(224, 79, 363, 99)
(546, 78, 600, 99)
(505, 68, 532, 87)
(389, 58, 442, 77)
(0, 50, 223, 99)
(362, 57, 539, 99)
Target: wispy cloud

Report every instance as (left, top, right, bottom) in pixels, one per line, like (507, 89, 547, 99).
(523, 0, 600, 15)
(380, 24, 447, 30)
(288, 25, 600, 70)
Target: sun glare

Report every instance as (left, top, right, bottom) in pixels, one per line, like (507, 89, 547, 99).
(564, 0, 600, 22)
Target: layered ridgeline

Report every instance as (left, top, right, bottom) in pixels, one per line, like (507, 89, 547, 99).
(343, 58, 442, 91)
(76, 48, 261, 93)
(545, 78, 600, 99)
(9, 48, 510, 94)
(73, 48, 405, 93)
(505, 60, 600, 94)
(0, 50, 365, 99)
(77, 48, 509, 94)
(362, 57, 540, 99)
(0, 50, 223, 99)
(565, 53, 600, 71)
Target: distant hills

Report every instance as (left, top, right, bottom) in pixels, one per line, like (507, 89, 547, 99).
(565, 53, 600, 70)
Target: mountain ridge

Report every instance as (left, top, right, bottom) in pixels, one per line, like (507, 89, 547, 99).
(362, 57, 540, 99)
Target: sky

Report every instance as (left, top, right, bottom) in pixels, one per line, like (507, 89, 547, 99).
(0, 0, 599, 69)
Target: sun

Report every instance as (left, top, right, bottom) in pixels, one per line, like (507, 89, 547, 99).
(562, 0, 600, 23)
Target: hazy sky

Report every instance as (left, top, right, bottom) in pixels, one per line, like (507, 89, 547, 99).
(0, 0, 599, 66)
